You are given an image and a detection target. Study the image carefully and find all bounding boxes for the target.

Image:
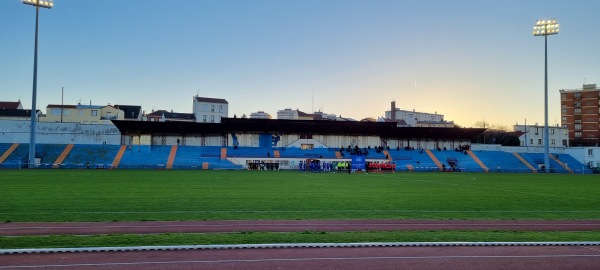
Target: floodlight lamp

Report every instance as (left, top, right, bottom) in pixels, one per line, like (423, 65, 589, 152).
(23, 0, 53, 9)
(532, 18, 559, 36)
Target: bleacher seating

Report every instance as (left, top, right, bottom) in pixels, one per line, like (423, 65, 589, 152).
(554, 154, 594, 174)
(429, 150, 483, 172)
(0, 142, 594, 173)
(519, 153, 592, 174)
(172, 146, 241, 170)
(61, 144, 121, 169)
(385, 149, 438, 172)
(117, 145, 172, 169)
(470, 151, 532, 173)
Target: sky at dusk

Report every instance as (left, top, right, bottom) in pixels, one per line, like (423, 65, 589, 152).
(1, 0, 599, 128)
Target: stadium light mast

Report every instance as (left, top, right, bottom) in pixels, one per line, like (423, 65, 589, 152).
(23, 0, 54, 168)
(533, 18, 559, 172)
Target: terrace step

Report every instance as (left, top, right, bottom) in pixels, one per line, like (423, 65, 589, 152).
(112, 145, 127, 169)
(52, 144, 74, 168)
(0, 143, 19, 164)
(550, 154, 573, 174)
(425, 149, 443, 171)
(512, 152, 537, 173)
(383, 150, 392, 161)
(467, 150, 489, 172)
(166, 145, 178, 170)
(220, 148, 227, 159)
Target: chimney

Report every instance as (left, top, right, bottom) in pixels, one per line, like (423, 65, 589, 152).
(391, 101, 396, 121)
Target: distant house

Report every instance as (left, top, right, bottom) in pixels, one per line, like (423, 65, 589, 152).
(114, 105, 142, 121)
(0, 101, 34, 120)
(146, 110, 196, 122)
(249, 111, 272, 119)
(0, 108, 38, 121)
(193, 96, 228, 123)
(277, 108, 340, 121)
(39, 103, 125, 124)
(0, 101, 23, 110)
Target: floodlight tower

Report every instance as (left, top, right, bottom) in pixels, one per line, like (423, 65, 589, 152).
(533, 19, 559, 172)
(23, 0, 54, 168)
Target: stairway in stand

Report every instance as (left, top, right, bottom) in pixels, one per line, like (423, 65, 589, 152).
(0, 144, 19, 164)
(166, 145, 178, 169)
(52, 144, 74, 168)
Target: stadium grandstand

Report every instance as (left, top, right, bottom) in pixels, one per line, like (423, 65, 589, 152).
(0, 118, 593, 174)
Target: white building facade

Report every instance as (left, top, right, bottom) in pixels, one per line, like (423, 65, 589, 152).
(193, 96, 228, 123)
(514, 124, 569, 147)
(384, 102, 446, 127)
(249, 111, 272, 119)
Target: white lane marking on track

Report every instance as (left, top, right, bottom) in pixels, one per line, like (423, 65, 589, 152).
(2, 254, 600, 269)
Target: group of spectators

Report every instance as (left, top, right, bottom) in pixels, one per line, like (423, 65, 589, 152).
(299, 160, 340, 173)
(298, 160, 396, 174)
(247, 161, 279, 170)
(366, 161, 396, 173)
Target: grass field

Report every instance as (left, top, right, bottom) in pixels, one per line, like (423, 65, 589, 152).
(1, 170, 599, 222)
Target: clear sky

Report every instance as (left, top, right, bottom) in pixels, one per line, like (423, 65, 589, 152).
(1, 0, 599, 128)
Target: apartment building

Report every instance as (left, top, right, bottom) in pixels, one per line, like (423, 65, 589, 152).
(560, 84, 600, 146)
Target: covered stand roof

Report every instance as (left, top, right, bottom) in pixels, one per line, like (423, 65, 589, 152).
(112, 118, 485, 140)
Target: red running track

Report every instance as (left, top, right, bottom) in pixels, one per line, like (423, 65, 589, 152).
(2, 245, 600, 270)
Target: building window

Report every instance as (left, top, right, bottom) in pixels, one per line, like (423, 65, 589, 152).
(91, 110, 98, 116)
(574, 108, 581, 114)
(575, 124, 582, 130)
(535, 127, 539, 135)
(575, 132, 582, 138)
(562, 116, 567, 121)
(575, 119, 582, 123)
(550, 129, 555, 134)
(530, 139, 533, 145)
(575, 102, 581, 107)
(588, 149, 594, 156)
(562, 124, 567, 128)
(574, 93, 581, 99)
(51, 108, 62, 116)
(79, 110, 84, 116)
(561, 94, 566, 99)
(219, 105, 223, 112)
(203, 115, 207, 122)
(150, 118, 155, 122)
(210, 115, 215, 122)
(537, 139, 542, 145)
(561, 108, 567, 113)
(211, 105, 215, 112)
(562, 140, 567, 146)
(550, 139, 555, 145)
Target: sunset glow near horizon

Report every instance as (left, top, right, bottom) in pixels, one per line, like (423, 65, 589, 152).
(2, 0, 599, 128)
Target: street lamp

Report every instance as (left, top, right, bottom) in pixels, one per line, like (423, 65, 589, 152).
(533, 19, 559, 172)
(23, 0, 53, 168)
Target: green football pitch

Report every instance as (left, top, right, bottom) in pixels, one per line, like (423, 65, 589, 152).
(1, 170, 599, 222)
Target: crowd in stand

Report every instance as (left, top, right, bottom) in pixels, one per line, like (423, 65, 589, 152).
(297, 160, 395, 174)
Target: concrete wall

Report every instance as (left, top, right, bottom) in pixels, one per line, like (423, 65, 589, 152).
(565, 147, 600, 168)
(0, 120, 120, 145)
